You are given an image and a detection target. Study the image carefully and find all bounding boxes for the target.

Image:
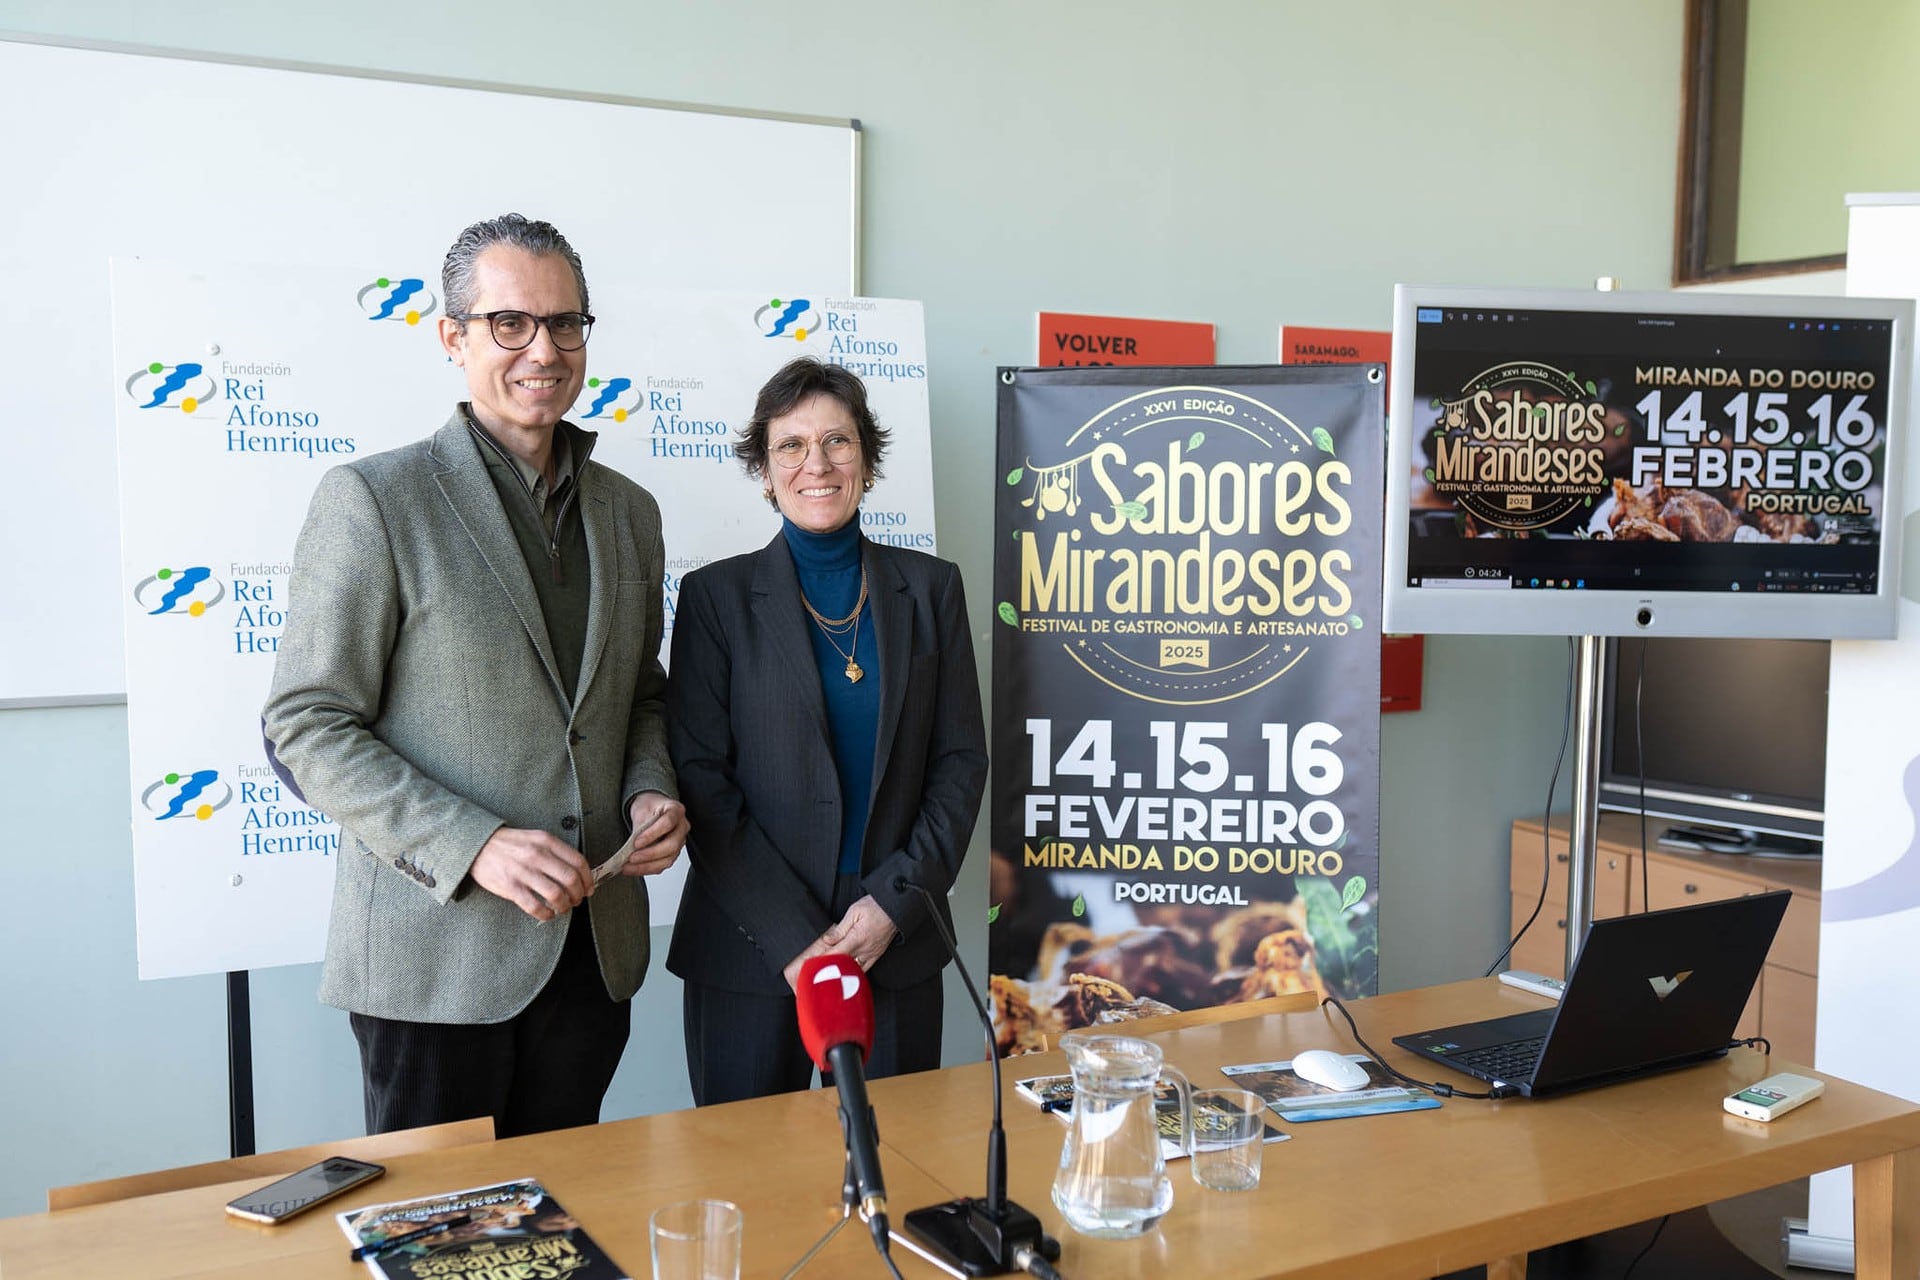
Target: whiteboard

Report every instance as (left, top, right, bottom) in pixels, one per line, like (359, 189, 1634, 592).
(0, 34, 858, 704)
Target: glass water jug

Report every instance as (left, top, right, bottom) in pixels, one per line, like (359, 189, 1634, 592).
(1049, 1030, 1191, 1238)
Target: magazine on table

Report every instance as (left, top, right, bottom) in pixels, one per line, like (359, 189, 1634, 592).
(1013, 1073, 1291, 1159)
(1221, 1054, 1441, 1121)
(337, 1177, 629, 1279)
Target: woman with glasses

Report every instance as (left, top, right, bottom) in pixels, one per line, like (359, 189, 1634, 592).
(664, 356, 987, 1103)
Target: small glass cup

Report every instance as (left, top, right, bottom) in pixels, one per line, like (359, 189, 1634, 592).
(649, 1198, 742, 1280)
(1188, 1088, 1265, 1191)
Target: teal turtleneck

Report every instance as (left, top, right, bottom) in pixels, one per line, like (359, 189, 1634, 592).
(781, 516, 878, 876)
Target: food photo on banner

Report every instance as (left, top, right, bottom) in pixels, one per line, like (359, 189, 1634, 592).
(987, 365, 1384, 1056)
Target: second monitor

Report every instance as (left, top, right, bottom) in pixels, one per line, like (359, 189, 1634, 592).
(1383, 286, 1913, 640)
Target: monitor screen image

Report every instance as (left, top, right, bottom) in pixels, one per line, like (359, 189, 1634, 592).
(1598, 636, 1827, 845)
(1383, 286, 1914, 639)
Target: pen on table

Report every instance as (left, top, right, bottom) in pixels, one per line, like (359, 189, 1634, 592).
(348, 1218, 454, 1262)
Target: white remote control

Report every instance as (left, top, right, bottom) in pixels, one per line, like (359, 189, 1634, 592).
(1498, 969, 1566, 1000)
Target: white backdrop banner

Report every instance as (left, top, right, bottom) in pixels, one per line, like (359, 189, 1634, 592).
(114, 258, 931, 980)
(1805, 197, 1920, 1257)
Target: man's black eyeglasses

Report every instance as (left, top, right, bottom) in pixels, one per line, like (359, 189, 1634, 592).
(451, 310, 595, 352)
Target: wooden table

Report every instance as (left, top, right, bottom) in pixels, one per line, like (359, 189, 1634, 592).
(0, 1086, 957, 1279)
(874, 978, 1920, 1280)
(4, 978, 1916, 1279)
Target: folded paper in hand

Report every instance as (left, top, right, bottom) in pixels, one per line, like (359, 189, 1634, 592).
(591, 810, 673, 884)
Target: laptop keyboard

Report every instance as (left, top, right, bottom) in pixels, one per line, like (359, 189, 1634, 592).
(1450, 1036, 1545, 1082)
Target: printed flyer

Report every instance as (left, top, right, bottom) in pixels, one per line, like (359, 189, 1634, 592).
(988, 365, 1383, 1055)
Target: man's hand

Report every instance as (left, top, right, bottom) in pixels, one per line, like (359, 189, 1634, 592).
(470, 827, 594, 921)
(819, 895, 900, 971)
(619, 791, 689, 877)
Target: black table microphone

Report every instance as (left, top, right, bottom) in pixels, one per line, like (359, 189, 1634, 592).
(894, 877, 1063, 1278)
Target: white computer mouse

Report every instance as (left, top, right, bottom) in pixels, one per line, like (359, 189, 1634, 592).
(1291, 1049, 1372, 1092)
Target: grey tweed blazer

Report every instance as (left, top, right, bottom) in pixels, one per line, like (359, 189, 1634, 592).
(263, 412, 676, 1023)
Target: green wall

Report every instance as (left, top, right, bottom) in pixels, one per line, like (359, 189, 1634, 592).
(0, 0, 1676, 1218)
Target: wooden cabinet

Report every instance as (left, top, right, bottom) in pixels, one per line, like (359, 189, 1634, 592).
(1509, 813, 1821, 1064)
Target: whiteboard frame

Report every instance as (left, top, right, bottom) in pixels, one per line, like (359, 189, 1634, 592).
(0, 30, 862, 707)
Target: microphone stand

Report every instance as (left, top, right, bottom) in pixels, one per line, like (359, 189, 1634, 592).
(896, 879, 1062, 1278)
(781, 1152, 859, 1280)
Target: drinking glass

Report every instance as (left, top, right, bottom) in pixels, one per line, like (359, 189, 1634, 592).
(1188, 1088, 1265, 1191)
(649, 1198, 742, 1280)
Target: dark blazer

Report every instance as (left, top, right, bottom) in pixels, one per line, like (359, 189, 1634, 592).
(665, 532, 987, 995)
(263, 414, 676, 1023)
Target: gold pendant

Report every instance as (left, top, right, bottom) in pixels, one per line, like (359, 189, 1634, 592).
(845, 660, 864, 684)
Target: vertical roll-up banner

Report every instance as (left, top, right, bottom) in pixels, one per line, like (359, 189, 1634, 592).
(1801, 198, 1920, 1266)
(987, 366, 1383, 1054)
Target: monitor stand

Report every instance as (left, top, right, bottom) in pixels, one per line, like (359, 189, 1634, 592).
(1563, 635, 1608, 975)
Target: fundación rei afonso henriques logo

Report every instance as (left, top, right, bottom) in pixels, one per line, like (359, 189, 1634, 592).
(575, 376, 643, 423)
(355, 277, 439, 326)
(755, 297, 820, 341)
(125, 361, 218, 414)
(132, 565, 226, 618)
(140, 768, 234, 822)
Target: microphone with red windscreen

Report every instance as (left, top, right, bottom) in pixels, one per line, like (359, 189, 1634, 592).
(795, 954, 892, 1260)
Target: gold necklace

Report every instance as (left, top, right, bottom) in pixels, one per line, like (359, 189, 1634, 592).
(801, 567, 868, 683)
(801, 566, 867, 629)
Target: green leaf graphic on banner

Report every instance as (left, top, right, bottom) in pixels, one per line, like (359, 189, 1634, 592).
(1298, 875, 1378, 997)
(1115, 501, 1148, 520)
(1188, 431, 1205, 450)
(1615, 423, 1627, 436)
(1311, 427, 1336, 455)
(996, 602, 1019, 627)
(1341, 876, 1367, 911)
(1424, 467, 1436, 483)
(1533, 403, 1550, 421)
(1072, 894, 1086, 918)
(1585, 380, 1598, 395)
(1429, 397, 1442, 409)
(1007, 467, 1024, 486)
(987, 903, 1001, 924)
(1347, 614, 1364, 630)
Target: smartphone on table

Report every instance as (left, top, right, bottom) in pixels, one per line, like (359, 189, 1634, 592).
(224, 1156, 386, 1223)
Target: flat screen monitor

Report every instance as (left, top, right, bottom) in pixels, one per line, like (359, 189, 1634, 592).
(1384, 286, 1914, 638)
(1598, 635, 1827, 848)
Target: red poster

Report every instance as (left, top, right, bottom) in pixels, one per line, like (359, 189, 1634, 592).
(1285, 324, 1420, 713)
(1037, 311, 1214, 367)
(1278, 325, 1391, 399)
(1381, 634, 1424, 713)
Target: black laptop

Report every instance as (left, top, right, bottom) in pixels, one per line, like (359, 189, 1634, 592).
(1394, 890, 1789, 1097)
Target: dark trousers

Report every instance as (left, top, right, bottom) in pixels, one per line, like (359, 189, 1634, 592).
(683, 971, 944, 1107)
(349, 908, 630, 1139)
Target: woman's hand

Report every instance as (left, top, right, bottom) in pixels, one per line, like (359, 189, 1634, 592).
(781, 896, 900, 988)
(818, 894, 900, 971)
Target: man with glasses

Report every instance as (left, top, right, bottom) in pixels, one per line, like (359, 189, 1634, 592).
(264, 214, 688, 1137)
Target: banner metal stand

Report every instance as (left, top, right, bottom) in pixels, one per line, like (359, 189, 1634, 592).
(227, 969, 256, 1158)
